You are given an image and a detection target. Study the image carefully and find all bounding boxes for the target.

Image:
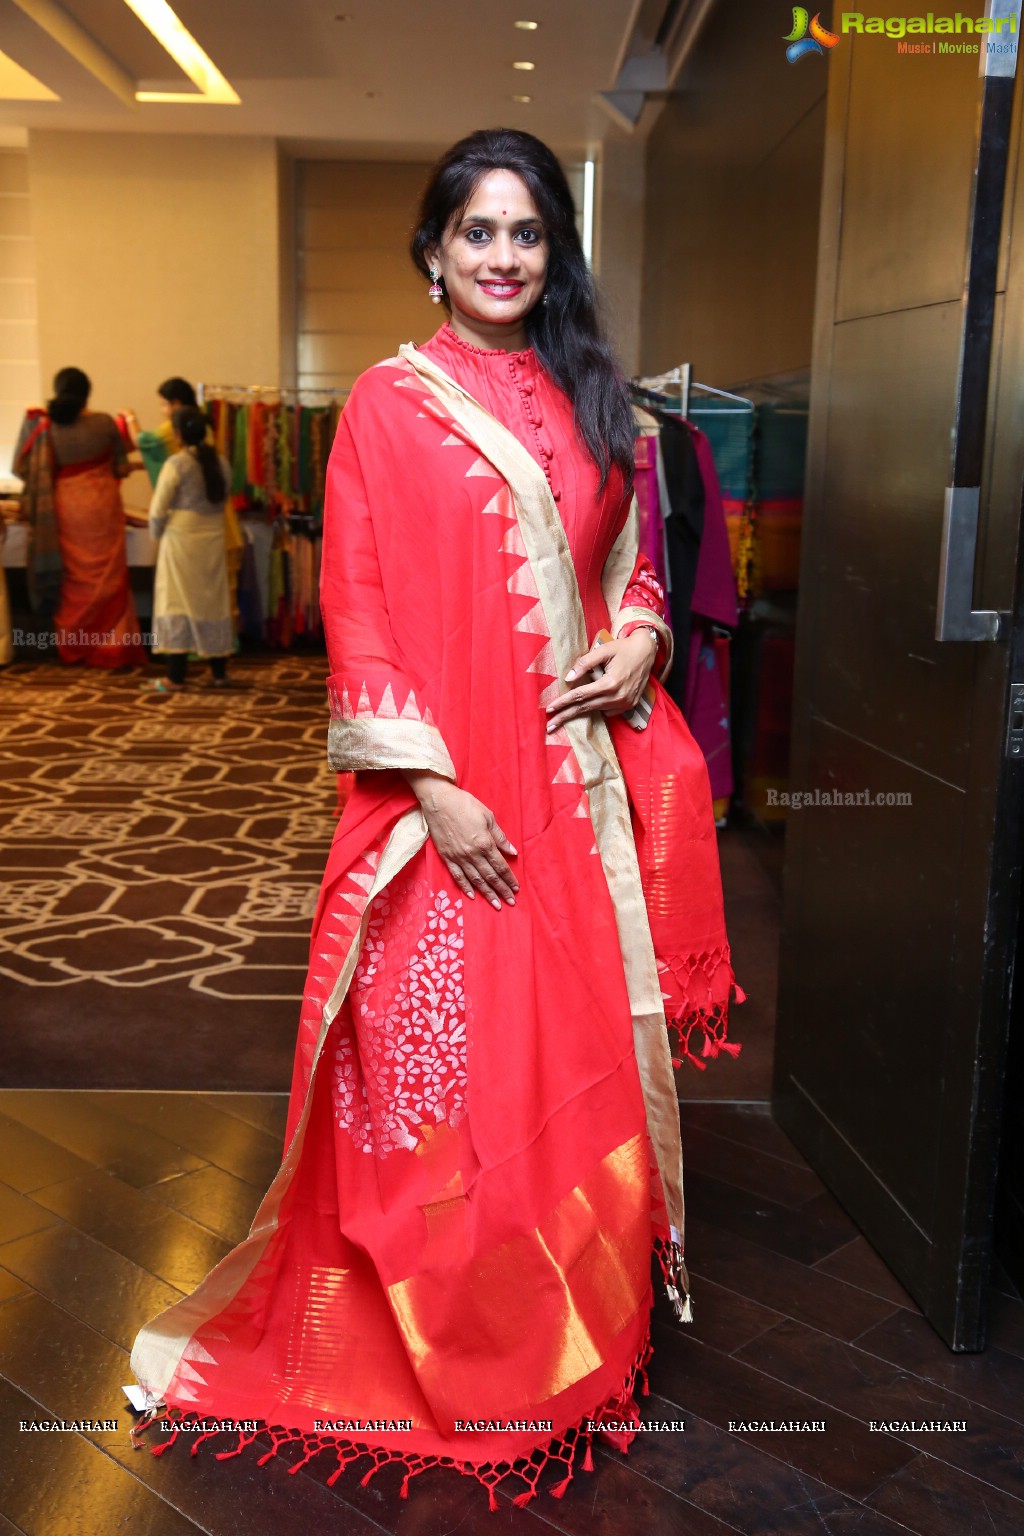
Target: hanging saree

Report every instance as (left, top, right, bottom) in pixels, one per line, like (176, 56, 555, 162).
(130, 330, 742, 1508)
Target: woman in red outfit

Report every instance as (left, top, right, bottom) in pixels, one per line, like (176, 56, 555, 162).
(131, 129, 742, 1508)
(14, 367, 146, 667)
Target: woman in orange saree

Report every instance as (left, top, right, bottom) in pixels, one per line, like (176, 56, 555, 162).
(130, 130, 742, 1509)
(14, 367, 145, 668)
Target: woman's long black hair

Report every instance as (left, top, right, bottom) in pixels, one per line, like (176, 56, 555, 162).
(48, 366, 90, 426)
(411, 129, 634, 493)
(173, 406, 225, 504)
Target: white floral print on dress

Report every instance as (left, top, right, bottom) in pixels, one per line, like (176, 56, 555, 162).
(332, 870, 468, 1156)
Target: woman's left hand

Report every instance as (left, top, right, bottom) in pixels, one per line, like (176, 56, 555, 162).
(544, 628, 658, 733)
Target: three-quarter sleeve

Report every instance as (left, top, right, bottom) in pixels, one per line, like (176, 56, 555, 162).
(320, 405, 456, 781)
(612, 553, 674, 681)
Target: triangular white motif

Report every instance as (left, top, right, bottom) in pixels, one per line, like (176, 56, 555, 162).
(552, 753, 584, 785)
(348, 871, 375, 892)
(506, 563, 538, 597)
(526, 640, 557, 676)
(339, 684, 353, 719)
(514, 602, 549, 636)
(537, 679, 561, 705)
(399, 692, 421, 720)
(499, 525, 527, 556)
(441, 434, 463, 447)
(466, 457, 499, 478)
(175, 1362, 208, 1385)
(184, 1342, 220, 1365)
(377, 683, 398, 718)
(479, 492, 513, 518)
(572, 794, 590, 818)
(356, 683, 371, 716)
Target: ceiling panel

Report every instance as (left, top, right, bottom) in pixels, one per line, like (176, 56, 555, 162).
(0, 0, 635, 157)
(61, 0, 190, 80)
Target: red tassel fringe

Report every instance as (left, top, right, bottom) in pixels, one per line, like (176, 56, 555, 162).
(661, 949, 745, 1071)
(131, 1331, 656, 1512)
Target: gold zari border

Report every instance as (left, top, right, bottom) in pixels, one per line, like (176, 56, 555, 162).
(327, 715, 457, 779)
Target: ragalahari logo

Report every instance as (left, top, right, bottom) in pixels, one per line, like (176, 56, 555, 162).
(785, 8, 841, 61)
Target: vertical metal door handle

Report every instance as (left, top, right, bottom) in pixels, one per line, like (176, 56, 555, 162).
(936, 488, 1005, 641)
(935, 0, 1020, 643)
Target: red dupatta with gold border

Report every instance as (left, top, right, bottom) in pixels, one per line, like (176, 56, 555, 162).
(129, 345, 741, 1507)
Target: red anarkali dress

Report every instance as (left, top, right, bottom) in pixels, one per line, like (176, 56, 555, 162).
(130, 324, 742, 1507)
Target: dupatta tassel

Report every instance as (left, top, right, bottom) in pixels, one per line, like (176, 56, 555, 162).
(656, 1237, 694, 1323)
(128, 1398, 168, 1449)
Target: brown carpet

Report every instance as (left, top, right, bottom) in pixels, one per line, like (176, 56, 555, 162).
(0, 653, 777, 1095)
(0, 654, 339, 1090)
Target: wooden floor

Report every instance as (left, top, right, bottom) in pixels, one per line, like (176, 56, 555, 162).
(0, 1092, 1021, 1534)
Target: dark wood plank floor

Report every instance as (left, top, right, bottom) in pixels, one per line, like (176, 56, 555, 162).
(0, 1091, 1021, 1535)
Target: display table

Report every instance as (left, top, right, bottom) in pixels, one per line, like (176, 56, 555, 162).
(2, 521, 157, 568)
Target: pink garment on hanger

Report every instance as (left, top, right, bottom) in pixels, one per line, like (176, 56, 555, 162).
(688, 425, 739, 627)
(683, 425, 738, 801)
(633, 433, 668, 597)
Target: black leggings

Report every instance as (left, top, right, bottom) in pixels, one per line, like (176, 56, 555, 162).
(166, 653, 227, 685)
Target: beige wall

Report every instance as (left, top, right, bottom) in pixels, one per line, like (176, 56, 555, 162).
(27, 131, 283, 425)
(640, 2, 828, 387)
(297, 160, 434, 391)
(594, 135, 646, 377)
(0, 148, 40, 469)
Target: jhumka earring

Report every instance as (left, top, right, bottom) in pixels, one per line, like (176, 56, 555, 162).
(428, 266, 443, 304)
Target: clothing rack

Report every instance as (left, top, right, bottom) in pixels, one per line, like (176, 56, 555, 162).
(198, 382, 350, 404)
(632, 366, 754, 419)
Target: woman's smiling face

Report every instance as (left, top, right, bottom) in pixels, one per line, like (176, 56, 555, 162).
(431, 169, 548, 348)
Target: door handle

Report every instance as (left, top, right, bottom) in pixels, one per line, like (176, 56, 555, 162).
(935, 0, 1020, 643)
(936, 488, 1006, 641)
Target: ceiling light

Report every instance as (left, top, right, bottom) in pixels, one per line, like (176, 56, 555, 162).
(123, 0, 240, 104)
(512, 94, 532, 103)
(514, 20, 539, 28)
(512, 61, 535, 70)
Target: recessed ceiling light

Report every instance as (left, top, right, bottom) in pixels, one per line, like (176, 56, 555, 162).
(514, 19, 539, 28)
(512, 61, 535, 70)
(512, 94, 532, 103)
(123, 0, 240, 104)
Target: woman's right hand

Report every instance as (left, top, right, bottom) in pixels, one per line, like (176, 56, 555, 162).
(405, 773, 519, 909)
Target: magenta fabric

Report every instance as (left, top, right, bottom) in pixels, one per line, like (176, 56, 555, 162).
(684, 626, 733, 800)
(632, 433, 668, 598)
(688, 426, 739, 628)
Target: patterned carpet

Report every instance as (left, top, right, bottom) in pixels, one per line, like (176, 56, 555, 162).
(0, 653, 341, 1090)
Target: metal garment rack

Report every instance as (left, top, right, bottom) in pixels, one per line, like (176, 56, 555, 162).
(631, 364, 754, 418)
(196, 382, 351, 403)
